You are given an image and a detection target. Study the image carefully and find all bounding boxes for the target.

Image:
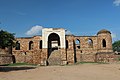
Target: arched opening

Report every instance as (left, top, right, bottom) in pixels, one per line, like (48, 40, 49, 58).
(102, 39, 106, 47)
(48, 33, 60, 57)
(88, 39, 93, 48)
(66, 40, 68, 49)
(39, 40, 42, 49)
(15, 41, 20, 50)
(29, 41, 34, 50)
(75, 39, 80, 49)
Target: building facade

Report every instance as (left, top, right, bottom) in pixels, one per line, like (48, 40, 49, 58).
(12, 28, 115, 65)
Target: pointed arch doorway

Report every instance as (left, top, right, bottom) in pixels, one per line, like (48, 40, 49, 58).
(47, 33, 61, 65)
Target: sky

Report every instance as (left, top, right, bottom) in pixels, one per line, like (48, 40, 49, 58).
(0, 0, 120, 42)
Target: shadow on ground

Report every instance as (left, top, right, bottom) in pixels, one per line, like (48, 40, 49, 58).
(0, 66, 36, 72)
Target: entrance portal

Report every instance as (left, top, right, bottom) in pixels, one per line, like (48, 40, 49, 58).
(48, 33, 60, 57)
(47, 33, 61, 65)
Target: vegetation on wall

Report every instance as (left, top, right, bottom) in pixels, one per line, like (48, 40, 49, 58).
(0, 30, 15, 49)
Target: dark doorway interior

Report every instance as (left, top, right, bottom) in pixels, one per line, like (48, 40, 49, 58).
(48, 33, 60, 58)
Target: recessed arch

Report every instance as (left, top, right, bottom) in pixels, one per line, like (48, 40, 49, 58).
(102, 39, 106, 47)
(29, 41, 34, 50)
(48, 33, 60, 57)
(88, 39, 93, 48)
(75, 39, 80, 49)
(39, 40, 42, 49)
(15, 41, 20, 50)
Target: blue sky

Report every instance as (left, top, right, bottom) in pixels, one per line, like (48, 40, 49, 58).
(0, 0, 120, 42)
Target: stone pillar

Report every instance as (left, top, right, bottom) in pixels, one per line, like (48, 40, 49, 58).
(66, 35, 75, 64)
(60, 48, 67, 65)
(40, 48, 48, 66)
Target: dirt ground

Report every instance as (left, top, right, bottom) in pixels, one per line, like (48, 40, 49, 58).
(0, 63, 120, 80)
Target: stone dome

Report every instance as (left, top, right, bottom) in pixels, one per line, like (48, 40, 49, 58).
(97, 29, 111, 35)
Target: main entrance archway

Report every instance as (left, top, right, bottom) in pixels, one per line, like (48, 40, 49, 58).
(42, 28, 66, 65)
(47, 33, 61, 65)
(48, 33, 60, 57)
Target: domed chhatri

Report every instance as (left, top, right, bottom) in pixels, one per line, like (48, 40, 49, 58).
(97, 29, 111, 35)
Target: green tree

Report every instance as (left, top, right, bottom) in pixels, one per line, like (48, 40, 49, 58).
(0, 30, 15, 49)
(112, 40, 120, 52)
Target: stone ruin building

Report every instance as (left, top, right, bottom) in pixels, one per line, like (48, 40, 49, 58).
(11, 28, 115, 65)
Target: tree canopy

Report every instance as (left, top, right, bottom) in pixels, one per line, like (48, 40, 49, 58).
(0, 30, 15, 49)
(112, 40, 120, 52)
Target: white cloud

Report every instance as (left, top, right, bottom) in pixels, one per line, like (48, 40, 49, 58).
(65, 29, 72, 35)
(26, 25, 43, 36)
(113, 0, 120, 6)
(111, 33, 117, 38)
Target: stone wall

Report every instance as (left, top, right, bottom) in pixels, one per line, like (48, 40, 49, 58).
(74, 36, 98, 50)
(80, 54, 96, 62)
(66, 35, 75, 64)
(66, 49, 74, 63)
(96, 52, 117, 63)
(75, 52, 117, 63)
(13, 50, 42, 64)
(11, 29, 115, 65)
(13, 50, 117, 65)
(13, 36, 42, 51)
(0, 54, 13, 65)
(0, 48, 13, 65)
